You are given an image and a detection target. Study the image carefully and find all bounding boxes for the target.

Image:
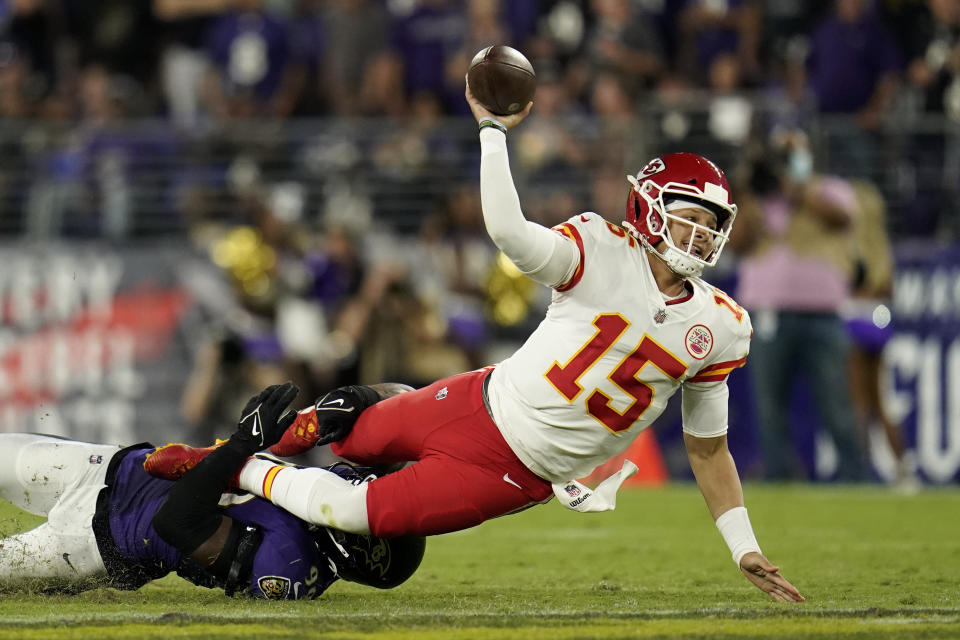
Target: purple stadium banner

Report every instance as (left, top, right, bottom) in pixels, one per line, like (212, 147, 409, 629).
(883, 243, 960, 484)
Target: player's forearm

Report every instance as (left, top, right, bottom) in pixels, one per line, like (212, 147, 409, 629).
(683, 433, 744, 518)
(696, 460, 744, 519)
(479, 128, 577, 286)
(683, 434, 761, 565)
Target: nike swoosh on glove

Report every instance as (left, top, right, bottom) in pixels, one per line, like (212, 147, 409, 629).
(232, 382, 299, 454)
(269, 385, 380, 455)
(313, 385, 381, 446)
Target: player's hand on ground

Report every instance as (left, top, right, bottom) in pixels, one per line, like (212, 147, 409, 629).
(739, 551, 805, 602)
(465, 80, 532, 130)
(233, 382, 299, 452)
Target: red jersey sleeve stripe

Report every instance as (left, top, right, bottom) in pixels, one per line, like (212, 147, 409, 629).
(687, 356, 747, 383)
(553, 223, 585, 292)
(698, 356, 747, 374)
(687, 372, 729, 383)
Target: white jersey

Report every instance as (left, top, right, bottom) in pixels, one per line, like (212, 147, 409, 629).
(487, 212, 753, 483)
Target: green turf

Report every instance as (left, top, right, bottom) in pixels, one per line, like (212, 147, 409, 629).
(1, 484, 958, 639)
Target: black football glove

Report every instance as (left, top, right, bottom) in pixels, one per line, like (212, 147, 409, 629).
(314, 385, 381, 446)
(233, 382, 300, 453)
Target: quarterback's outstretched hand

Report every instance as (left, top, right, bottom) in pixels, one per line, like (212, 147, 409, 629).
(739, 552, 805, 602)
(233, 382, 299, 453)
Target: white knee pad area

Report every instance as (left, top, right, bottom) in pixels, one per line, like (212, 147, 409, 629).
(0, 434, 116, 516)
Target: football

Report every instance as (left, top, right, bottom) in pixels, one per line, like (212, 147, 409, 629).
(467, 45, 536, 116)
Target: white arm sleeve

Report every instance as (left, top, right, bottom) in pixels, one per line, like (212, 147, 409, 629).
(681, 381, 730, 438)
(479, 127, 579, 288)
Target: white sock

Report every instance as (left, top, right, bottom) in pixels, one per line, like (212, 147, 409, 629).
(237, 457, 280, 497)
(238, 459, 371, 534)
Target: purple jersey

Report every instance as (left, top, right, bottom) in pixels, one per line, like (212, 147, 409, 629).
(808, 12, 902, 113)
(205, 10, 291, 100)
(106, 447, 335, 599)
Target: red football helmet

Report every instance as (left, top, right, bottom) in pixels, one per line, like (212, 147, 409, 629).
(623, 152, 738, 277)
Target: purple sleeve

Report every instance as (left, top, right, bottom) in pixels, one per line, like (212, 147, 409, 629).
(205, 15, 235, 67)
(388, 12, 406, 53)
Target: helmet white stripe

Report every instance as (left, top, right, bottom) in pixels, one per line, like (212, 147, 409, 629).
(702, 181, 729, 202)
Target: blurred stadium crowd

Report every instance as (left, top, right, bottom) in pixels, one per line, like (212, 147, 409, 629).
(0, 0, 957, 483)
(0, 0, 957, 232)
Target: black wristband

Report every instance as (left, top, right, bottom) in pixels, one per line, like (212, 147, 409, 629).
(478, 117, 507, 135)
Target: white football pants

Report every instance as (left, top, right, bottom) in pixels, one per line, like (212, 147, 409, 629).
(0, 434, 121, 589)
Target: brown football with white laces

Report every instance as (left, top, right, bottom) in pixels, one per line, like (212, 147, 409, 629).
(467, 45, 536, 116)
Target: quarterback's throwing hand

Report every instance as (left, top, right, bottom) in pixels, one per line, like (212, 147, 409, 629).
(465, 79, 532, 130)
(234, 382, 299, 452)
(739, 552, 805, 602)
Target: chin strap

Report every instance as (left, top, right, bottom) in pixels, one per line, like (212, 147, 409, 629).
(633, 230, 704, 279)
(661, 244, 705, 278)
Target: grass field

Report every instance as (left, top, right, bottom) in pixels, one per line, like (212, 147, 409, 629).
(1, 484, 959, 639)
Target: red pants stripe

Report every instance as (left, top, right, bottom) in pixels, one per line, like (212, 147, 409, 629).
(331, 370, 553, 537)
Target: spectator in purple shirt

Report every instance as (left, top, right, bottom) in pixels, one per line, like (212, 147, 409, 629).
(807, 0, 902, 178)
(384, 0, 467, 114)
(676, 0, 762, 86)
(203, 0, 303, 119)
(807, 0, 902, 126)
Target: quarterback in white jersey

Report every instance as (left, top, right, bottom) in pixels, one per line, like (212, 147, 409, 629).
(490, 210, 752, 484)
(147, 80, 803, 603)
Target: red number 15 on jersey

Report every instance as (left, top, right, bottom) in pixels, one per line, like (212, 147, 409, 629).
(544, 314, 688, 433)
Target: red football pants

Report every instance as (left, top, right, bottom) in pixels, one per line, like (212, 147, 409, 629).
(331, 370, 553, 537)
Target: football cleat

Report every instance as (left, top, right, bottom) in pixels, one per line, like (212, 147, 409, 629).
(268, 406, 320, 457)
(144, 439, 238, 486)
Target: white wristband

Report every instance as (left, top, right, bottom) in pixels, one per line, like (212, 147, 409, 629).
(715, 506, 761, 566)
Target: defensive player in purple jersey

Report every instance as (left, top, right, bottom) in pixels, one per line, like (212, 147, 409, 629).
(0, 383, 424, 598)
